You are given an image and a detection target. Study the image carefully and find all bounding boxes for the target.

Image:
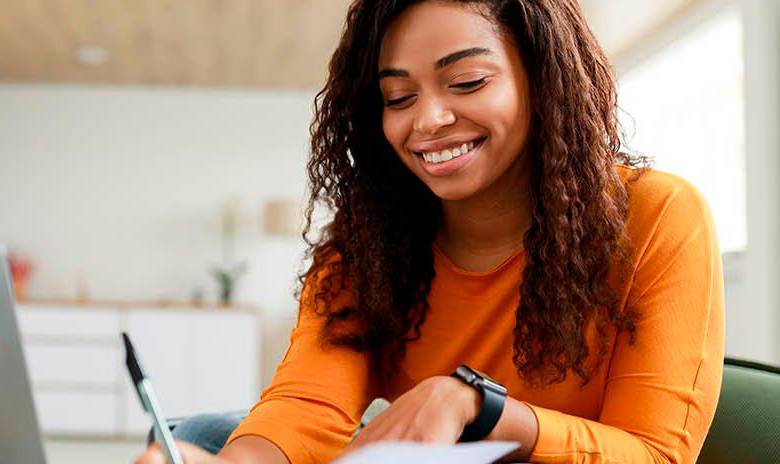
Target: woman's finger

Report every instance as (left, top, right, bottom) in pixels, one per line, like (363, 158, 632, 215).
(133, 442, 166, 464)
(176, 440, 224, 462)
(134, 440, 222, 464)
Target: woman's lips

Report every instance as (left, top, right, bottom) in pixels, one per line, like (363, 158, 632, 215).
(416, 137, 485, 177)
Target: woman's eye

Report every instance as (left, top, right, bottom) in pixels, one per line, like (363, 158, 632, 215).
(451, 77, 488, 90)
(385, 95, 415, 108)
(383, 79, 486, 108)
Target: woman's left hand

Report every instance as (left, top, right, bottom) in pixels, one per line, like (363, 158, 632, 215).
(345, 375, 480, 452)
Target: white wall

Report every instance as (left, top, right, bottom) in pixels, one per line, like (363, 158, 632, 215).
(0, 83, 317, 383)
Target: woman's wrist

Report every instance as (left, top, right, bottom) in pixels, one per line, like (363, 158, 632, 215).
(442, 375, 482, 428)
(485, 398, 539, 461)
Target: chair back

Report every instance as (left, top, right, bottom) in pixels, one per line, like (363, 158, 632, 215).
(698, 358, 780, 463)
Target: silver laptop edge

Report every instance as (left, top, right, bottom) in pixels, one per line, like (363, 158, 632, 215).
(0, 246, 47, 464)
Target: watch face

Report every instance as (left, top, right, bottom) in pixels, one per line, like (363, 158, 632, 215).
(457, 365, 507, 395)
(471, 367, 496, 383)
(481, 378, 508, 395)
(455, 365, 478, 384)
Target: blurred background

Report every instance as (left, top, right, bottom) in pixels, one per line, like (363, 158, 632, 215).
(0, 0, 775, 462)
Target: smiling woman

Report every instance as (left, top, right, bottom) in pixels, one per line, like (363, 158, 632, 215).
(134, 1, 725, 464)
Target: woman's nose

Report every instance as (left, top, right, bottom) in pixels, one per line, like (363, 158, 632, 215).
(412, 96, 456, 135)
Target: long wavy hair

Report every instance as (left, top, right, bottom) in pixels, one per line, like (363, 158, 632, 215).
(297, 0, 649, 387)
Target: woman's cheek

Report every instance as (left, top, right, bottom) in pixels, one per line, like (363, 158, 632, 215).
(383, 117, 399, 150)
(383, 116, 413, 162)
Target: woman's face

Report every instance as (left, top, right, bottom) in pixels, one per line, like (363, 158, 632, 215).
(378, 1, 532, 201)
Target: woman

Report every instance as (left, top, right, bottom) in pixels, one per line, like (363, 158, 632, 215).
(136, 1, 724, 463)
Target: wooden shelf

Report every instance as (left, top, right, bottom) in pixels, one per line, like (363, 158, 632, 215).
(18, 298, 259, 313)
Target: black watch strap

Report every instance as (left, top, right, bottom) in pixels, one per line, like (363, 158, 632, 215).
(450, 365, 507, 442)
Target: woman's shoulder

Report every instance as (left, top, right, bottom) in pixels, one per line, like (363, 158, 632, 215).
(616, 164, 706, 208)
(616, 164, 712, 231)
(615, 163, 717, 271)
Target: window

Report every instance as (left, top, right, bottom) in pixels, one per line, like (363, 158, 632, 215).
(618, 6, 746, 253)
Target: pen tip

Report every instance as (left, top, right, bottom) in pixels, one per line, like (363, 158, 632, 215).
(122, 332, 133, 352)
(123, 332, 146, 384)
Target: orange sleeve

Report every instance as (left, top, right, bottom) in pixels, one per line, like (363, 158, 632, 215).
(528, 176, 725, 463)
(224, 266, 376, 464)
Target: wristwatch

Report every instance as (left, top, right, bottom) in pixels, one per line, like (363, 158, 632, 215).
(450, 364, 507, 442)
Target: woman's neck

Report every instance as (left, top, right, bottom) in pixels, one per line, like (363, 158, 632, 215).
(436, 156, 532, 271)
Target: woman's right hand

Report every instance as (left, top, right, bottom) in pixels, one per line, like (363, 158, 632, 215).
(133, 441, 232, 464)
(133, 435, 290, 464)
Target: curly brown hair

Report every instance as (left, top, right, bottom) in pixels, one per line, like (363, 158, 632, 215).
(297, 0, 649, 387)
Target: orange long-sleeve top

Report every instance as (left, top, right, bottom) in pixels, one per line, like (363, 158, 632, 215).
(226, 166, 725, 464)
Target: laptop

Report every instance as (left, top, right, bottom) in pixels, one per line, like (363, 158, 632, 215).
(0, 245, 47, 463)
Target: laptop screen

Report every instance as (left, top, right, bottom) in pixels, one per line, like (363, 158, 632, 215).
(0, 247, 47, 464)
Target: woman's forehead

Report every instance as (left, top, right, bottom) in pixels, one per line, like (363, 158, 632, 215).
(378, 2, 505, 68)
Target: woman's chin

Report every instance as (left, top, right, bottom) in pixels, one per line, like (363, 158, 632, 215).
(426, 182, 480, 202)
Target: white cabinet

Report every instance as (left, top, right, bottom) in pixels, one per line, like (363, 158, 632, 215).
(17, 303, 260, 438)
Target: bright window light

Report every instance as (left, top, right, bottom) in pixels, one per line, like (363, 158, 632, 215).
(618, 6, 746, 253)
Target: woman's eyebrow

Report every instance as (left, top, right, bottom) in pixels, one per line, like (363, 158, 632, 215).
(435, 47, 494, 69)
(378, 47, 494, 80)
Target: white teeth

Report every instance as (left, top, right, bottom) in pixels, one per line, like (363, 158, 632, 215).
(421, 139, 481, 164)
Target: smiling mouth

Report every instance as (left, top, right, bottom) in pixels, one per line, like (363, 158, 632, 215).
(412, 136, 487, 164)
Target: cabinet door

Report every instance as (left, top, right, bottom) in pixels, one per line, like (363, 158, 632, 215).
(17, 305, 119, 340)
(189, 312, 259, 414)
(16, 305, 122, 436)
(122, 309, 196, 434)
(25, 344, 120, 385)
(35, 392, 118, 436)
(122, 309, 259, 435)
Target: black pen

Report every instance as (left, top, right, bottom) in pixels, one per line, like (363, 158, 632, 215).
(122, 332, 184, 464)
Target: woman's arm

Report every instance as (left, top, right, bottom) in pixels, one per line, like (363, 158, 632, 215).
(221, 272, 376, 464)
(218, 435, 290, 464)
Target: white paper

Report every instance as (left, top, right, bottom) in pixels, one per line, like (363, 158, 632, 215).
(332, 441, 521, 464)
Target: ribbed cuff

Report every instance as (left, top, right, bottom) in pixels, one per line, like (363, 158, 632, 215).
(525, 402, 569, 463)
